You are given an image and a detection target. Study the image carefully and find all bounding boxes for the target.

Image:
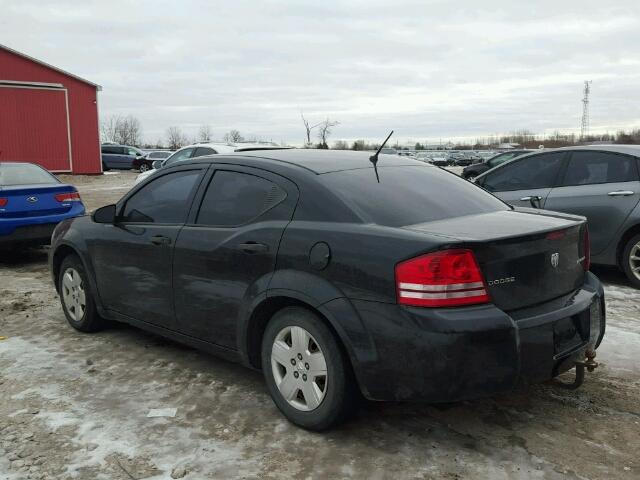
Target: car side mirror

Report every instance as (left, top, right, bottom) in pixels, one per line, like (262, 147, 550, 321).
(152, 160, 163, 170)
(92, 204, 116, 224)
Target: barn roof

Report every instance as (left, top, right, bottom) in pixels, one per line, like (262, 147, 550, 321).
(0, 43, 102, 91)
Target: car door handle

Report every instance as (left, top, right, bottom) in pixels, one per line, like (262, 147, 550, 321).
(237, 242, 268, 253)
(520, 196, 542, 201)
(607, 190, 635, 196)
(150, 235, 172, 246)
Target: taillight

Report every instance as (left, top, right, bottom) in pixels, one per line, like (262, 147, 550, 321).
(55, 192, 81, 202)
(0, 197, 7, 207)
(583, 226, 591, 272)
(396, 249, 490, 307)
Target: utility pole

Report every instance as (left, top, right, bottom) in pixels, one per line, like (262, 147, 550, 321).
(580, 80, 592, 140)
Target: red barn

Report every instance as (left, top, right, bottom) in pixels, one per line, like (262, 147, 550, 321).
(0, 44, 102, 174)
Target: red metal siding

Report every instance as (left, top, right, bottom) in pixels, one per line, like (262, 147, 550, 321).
(0, 47, 101, 174)
(0, 86, 71, 170)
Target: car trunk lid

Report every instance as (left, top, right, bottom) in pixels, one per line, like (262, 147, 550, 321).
(0, 184, 79, 218)
(403, 209, 588, 311)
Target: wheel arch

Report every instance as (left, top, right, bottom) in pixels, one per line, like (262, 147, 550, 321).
(616, 223, 640, 268)
(241, 288, 376, 398)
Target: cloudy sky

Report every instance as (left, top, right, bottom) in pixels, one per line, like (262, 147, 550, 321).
(2, 0, 639, 145)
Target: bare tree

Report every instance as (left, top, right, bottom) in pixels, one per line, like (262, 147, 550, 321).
(198, 124, 212, 142)
(166, 126, 188, 150)
(100, 115, 143, 146)
(223, 129, 244, 143)
(317, 118, 340, 149)
(301, 112, 321, 147)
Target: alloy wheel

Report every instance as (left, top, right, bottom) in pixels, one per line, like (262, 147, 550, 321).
(271, 325, 328, 411)
(139, 164, 150, 172)
(629, 241, 640, 281)
(62, 267, 86, 321)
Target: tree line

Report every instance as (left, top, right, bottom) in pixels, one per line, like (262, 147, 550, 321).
(101, 114, 640, 151)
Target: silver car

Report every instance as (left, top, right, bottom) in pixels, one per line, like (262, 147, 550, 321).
(475, 145, 640, 287)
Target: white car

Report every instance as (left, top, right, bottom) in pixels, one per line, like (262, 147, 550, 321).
(134, 142, 286, 185)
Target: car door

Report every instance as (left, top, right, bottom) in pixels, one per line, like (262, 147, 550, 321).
(544, 150, 640, 255)
(172, 166, 298, 349)
(123, 147, 140, 169)
(478, 152, 566, 208)
(89, 166, 205, 328)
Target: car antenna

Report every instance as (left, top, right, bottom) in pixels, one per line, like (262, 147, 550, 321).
(369, 130, 393, 183)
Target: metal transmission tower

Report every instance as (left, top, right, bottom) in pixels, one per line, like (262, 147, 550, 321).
(580, 80, 592, 140)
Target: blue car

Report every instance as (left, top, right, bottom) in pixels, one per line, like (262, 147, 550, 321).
(0, 162, 85, 246)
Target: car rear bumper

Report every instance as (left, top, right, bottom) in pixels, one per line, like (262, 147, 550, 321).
(346, 272, 605, 402)
(0, 207, 85, 244)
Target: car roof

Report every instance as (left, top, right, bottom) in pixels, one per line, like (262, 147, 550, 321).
(550, 144, 640, 156)
(192, 149, 427, 174)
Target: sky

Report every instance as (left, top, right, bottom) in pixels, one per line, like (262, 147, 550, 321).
(2, 0, 640, 146)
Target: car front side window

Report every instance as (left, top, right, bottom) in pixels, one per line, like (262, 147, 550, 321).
(121, 170, 201, 224)
(482, 152, 565, 192)
(164, 148, 195, 167)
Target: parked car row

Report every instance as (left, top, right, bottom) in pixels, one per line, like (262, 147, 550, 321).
(101, 144, 174, 172)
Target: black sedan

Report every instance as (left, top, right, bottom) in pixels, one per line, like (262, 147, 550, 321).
(49, 150, 605, 430)
(462, 150, 534, 180)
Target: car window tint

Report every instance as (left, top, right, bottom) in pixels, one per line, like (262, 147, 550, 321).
(563, 151, 638, 185)
(193, 147, 215, 157)
(320, 166, 508, 227)
(483, 152, 564, 192)
(126, 148, 138, 156)
(197, 171, 287, 226)
(121, 170, 201, 223)
(165, 148, 195, 166)
(102, 146, 119, 154)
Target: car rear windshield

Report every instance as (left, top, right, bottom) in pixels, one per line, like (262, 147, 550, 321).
(320, 166, 509, 227)
(0, 163, 59, 186)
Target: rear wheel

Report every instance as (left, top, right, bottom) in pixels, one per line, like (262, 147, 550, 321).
(102, 162, 109, 172)
(621, 234, 640, 288)
(261, 307, 357, 430)
(58, 255, 105, 332)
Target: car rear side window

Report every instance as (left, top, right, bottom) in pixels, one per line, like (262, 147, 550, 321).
(196, 171, 287, 226)
(121, 170, 201, 223)
(320, 166, 508, 227)
(482, 152, 564, 192)
(562, 151, 638, 185)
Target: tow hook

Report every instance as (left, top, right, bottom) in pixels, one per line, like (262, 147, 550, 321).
(554, 349, 598, 390)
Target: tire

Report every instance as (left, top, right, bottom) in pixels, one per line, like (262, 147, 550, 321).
(139, 163, 150, 173)
(261, 307, 357, 431)
(621, 234, 640, 289)
(102, 162, 109, 172)
(58, 254, 105, 332)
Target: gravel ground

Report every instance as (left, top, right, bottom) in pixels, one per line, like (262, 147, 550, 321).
(1, 170, 639, 480)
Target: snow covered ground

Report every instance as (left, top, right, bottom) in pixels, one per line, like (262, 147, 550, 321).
(1, 171, 638, 479)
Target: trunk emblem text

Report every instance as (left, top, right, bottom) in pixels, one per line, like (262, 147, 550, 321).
(551, 252, 560, 268)
(488, 277, 515, 286)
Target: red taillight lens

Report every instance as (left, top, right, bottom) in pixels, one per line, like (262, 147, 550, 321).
(583, 226, 591, 272)
(396, 249, 490, 307)
(0, 197, 7, 207)
(55, 192, 81, 202)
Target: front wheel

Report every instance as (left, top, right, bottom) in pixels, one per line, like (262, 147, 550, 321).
(139, 163, 150, 173)
(621, 234, 640, 288)
(58, 255, 105, 332)
(261, 307, 357, 430)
